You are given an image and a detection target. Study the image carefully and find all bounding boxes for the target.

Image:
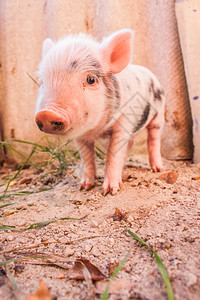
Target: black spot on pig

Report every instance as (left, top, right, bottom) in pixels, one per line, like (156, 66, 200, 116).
(112, 75, 121, 110)
(150, 79, 164, 101)
(90, 59, 102, 71)
(50, 121, 64, 131)
(154, 88, 164, 101)
(37, 120, 43, 130)
(102, 73, 121, 122)
(68, 55, 103, 78)
(82, 55, 104, 77)
(136, 76, 141, 85)
(132, 103, 150, 133)
(84, 112, 89, 120)
(70, 60, 78, 69)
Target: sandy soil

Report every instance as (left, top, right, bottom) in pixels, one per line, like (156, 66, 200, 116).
(0, 155, 200, 300)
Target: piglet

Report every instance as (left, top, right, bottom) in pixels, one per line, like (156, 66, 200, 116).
(35, 29, 165, 195)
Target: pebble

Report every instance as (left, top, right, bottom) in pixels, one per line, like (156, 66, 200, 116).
(6, 234, 14, 241)
(68, 224, 75, 230)
(75, 251, 82, 258)
(109, 238, 115, 246)
(165, 241, 173, 249)
(186, 272, 198, 287)
(91, 220, 99, 228)
(85, 244, 92, 252)
(18, 220, 27, 226)
(65, 247, 75, 257)
(92, 246, 101, 257)
(127, 215, 134, 223)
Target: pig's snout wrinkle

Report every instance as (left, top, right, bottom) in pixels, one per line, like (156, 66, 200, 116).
(35, 110, 68, 134)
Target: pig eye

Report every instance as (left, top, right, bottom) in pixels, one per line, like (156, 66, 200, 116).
(86, 75, 97, 85)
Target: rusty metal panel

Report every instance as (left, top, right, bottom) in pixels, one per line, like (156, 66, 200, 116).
(175, 0, 200, 163)
(0, 0, 193, 161)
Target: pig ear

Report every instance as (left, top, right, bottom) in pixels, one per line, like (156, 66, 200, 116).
(42, 38, 54, 56)
(101, 29, 134, 74)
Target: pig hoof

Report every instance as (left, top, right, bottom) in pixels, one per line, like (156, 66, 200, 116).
(103, 187, 110, 196)
(110, 187, 119, 195)
(80, 182, 94, 191)
(102, 185, 120, 196)
(151, 163, 163, 172)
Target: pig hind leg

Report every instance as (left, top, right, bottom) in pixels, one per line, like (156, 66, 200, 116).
(147, 114, 163, 172)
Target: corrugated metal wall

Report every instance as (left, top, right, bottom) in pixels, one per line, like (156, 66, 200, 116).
(0, 0, 194, 162)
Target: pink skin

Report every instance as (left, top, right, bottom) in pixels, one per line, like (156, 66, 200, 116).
(35, 29, 165, 195)
(35, 109, 69, 134)
(102, 116, 163, 196)
(147, 116, 163, 172)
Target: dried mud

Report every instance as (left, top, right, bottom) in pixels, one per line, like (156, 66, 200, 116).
(0, 155, 200, 300)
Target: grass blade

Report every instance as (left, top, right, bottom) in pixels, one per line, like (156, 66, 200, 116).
(26, 72, 39, 86)
(0, 216, 81, 232)
(128, 229, 174, 300)
(4, 144, 25, 157)
(4, 264, 18, 291)
(101, 241, 133, 300)
(95, 146, 106, 156)
(152, 251, 174, 300)
(0, 188, 52, 202)
(0, 255, 18, 295)
(0, 223, 16, 231)
(26, 217, 80, 230)
(0, 255, 50, 266)
(12, 139, 45, 150)
(26, 220, 57, 229)
(3, 147, 36, 196)
(0, 191, 34, 202)
(0, 140, 9, 149)
(0, 203, 15, 209)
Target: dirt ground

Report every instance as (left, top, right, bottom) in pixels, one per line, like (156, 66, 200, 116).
(0, 154, 200, 300)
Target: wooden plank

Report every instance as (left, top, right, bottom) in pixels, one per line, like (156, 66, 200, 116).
(175, 0, 200, 163)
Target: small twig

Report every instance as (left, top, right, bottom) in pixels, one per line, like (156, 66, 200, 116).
(0, 235, 102, 254)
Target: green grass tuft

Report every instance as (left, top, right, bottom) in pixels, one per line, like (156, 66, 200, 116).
(128, 229, 174, 300)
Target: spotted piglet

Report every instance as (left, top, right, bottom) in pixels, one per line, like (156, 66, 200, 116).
(35, 29, 165, 195)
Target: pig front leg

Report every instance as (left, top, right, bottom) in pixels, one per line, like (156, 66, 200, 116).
(147, 114, 163, 172)
(103, 122, 131, 196)
(75, 139, 96, 190)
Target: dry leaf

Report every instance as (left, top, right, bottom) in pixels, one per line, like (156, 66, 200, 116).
(19, 175, 35, 184)
(56, 273, 65, 279)
(66, 258, 105, 281)
(113, 208, 128, 221)
(108, 261, 119, 275)
(192, 176, 200, 180)
(25, 280, 52, 300)
(4, 210, 19, 216)
(159, 171, 179, 184)
(122, 173, 137, 182)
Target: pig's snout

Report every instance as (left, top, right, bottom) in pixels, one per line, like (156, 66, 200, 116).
(35, 110, 69, 134)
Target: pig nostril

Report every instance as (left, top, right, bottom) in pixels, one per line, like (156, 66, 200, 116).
(37, 120, 43, 130)
(50, 121, 64, 131)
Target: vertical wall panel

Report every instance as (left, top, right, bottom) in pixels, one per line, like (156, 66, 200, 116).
(175, 0, 200, 163)
(0, 0, 48, 160)
(145, 1, 193, 159)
